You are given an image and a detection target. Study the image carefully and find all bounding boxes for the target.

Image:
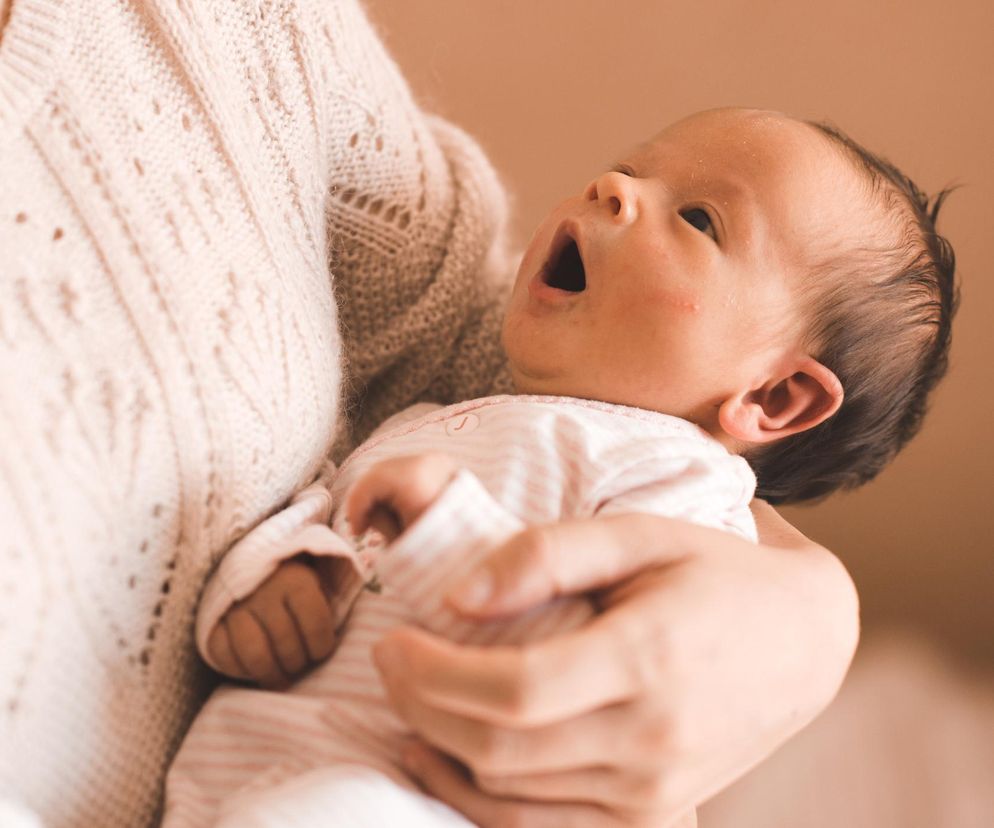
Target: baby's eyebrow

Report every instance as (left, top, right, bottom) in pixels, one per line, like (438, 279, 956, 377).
(711, 177, 749, 201)
(683, 167, 748, 200)
(609, 162, 635, 175)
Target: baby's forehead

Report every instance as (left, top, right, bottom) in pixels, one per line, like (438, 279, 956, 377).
(652, 110, 863, 196)
(638, 109, 814, 166)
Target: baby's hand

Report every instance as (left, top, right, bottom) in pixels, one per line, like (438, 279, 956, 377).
(346, 453, 458, 542)
(207, 556, 339, 688)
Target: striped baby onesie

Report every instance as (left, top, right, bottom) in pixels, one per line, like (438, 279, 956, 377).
(164, 395, 757, 827)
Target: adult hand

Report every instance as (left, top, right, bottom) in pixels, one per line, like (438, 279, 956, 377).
(373, 503, 859, 826)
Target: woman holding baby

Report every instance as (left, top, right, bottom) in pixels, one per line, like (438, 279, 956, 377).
(0, 1, 857, 826)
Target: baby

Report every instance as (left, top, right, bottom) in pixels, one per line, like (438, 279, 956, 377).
(163, 108, 956, 827)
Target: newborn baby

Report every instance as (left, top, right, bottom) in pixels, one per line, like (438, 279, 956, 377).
(164, 108, 956, 827)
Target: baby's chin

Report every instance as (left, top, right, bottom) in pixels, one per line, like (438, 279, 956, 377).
(507, 369, 550, 397)
(506, 362, 573, 398)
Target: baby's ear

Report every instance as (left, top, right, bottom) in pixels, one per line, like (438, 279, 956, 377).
(719, 357, 843, 446)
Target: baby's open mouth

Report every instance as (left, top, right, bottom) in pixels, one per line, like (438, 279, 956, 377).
(542, 233, 586, 293)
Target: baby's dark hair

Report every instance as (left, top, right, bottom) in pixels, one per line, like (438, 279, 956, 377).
(751, 121, 959, 504)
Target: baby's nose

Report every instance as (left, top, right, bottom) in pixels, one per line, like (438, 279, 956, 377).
(584, 171, 637, 223)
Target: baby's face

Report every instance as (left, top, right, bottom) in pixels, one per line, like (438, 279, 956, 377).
(502, 108, 866, 431)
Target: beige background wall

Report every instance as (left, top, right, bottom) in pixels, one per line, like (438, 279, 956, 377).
(366, 0, 993, 664)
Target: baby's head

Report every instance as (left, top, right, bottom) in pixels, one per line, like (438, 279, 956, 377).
(502, 108, 957, 503)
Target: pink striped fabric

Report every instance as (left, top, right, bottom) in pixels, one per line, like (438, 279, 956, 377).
(164, 395, 756, 826)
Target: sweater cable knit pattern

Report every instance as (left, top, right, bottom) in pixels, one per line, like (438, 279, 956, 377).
(0, 1, 513, 825)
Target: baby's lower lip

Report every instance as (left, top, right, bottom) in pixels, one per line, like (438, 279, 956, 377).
(528, 271, 585, 306)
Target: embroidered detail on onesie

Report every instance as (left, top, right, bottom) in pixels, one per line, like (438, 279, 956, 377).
(444, 412, 480, 436)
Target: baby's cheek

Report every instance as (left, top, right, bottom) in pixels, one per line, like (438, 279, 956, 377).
(633, 263, 702, 316)
(639, 280, 703, 316)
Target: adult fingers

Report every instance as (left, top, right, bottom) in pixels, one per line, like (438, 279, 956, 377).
(473, 766, 658, 813)
(378, 676, 655, 777)
(445, 512, 708, 618)
(471, 757, 699, 821)
(401, 743, 630, 828)
(374, 606, 660, 727)
(224, 606, 289, 688)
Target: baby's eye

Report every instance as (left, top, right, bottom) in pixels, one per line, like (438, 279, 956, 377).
(680, 207, 717, 241)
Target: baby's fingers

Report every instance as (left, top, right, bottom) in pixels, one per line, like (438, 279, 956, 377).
(206, 622, 248, 681)
(258, 599, 311, 679)
(345, 453, 457, 536)
(284, 579, 338, 664)
(224, 607, 289, 688)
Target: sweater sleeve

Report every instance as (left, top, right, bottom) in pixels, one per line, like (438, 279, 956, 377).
(326, 113, 516, 458)
(194, 485, 365, 672)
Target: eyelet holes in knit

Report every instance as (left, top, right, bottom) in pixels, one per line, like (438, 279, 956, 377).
(15, 212, 68, 241)
(332, 187, 412, 229)
(331, 119, 412, 229)
(15, 211, 67, 243)
(349, 131, 385, 151)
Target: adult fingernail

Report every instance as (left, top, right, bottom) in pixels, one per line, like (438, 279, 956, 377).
(449, 568, 493, 610)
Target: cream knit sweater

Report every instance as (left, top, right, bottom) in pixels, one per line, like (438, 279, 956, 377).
(0, 1, 513, 825)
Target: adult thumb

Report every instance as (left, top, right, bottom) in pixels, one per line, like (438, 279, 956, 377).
(445, 512, 699, 618)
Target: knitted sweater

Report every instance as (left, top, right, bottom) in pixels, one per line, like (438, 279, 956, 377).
(0, 1, 513, 825)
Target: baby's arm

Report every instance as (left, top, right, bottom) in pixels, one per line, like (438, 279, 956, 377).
(202, 456, 460, 687)
(196, 484, 366, 687)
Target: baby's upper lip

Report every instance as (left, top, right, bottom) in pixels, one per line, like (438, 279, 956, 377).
(549, 219, 583, 262)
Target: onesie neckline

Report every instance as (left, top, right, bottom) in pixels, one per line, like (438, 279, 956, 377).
(339, 394, 722, 481)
